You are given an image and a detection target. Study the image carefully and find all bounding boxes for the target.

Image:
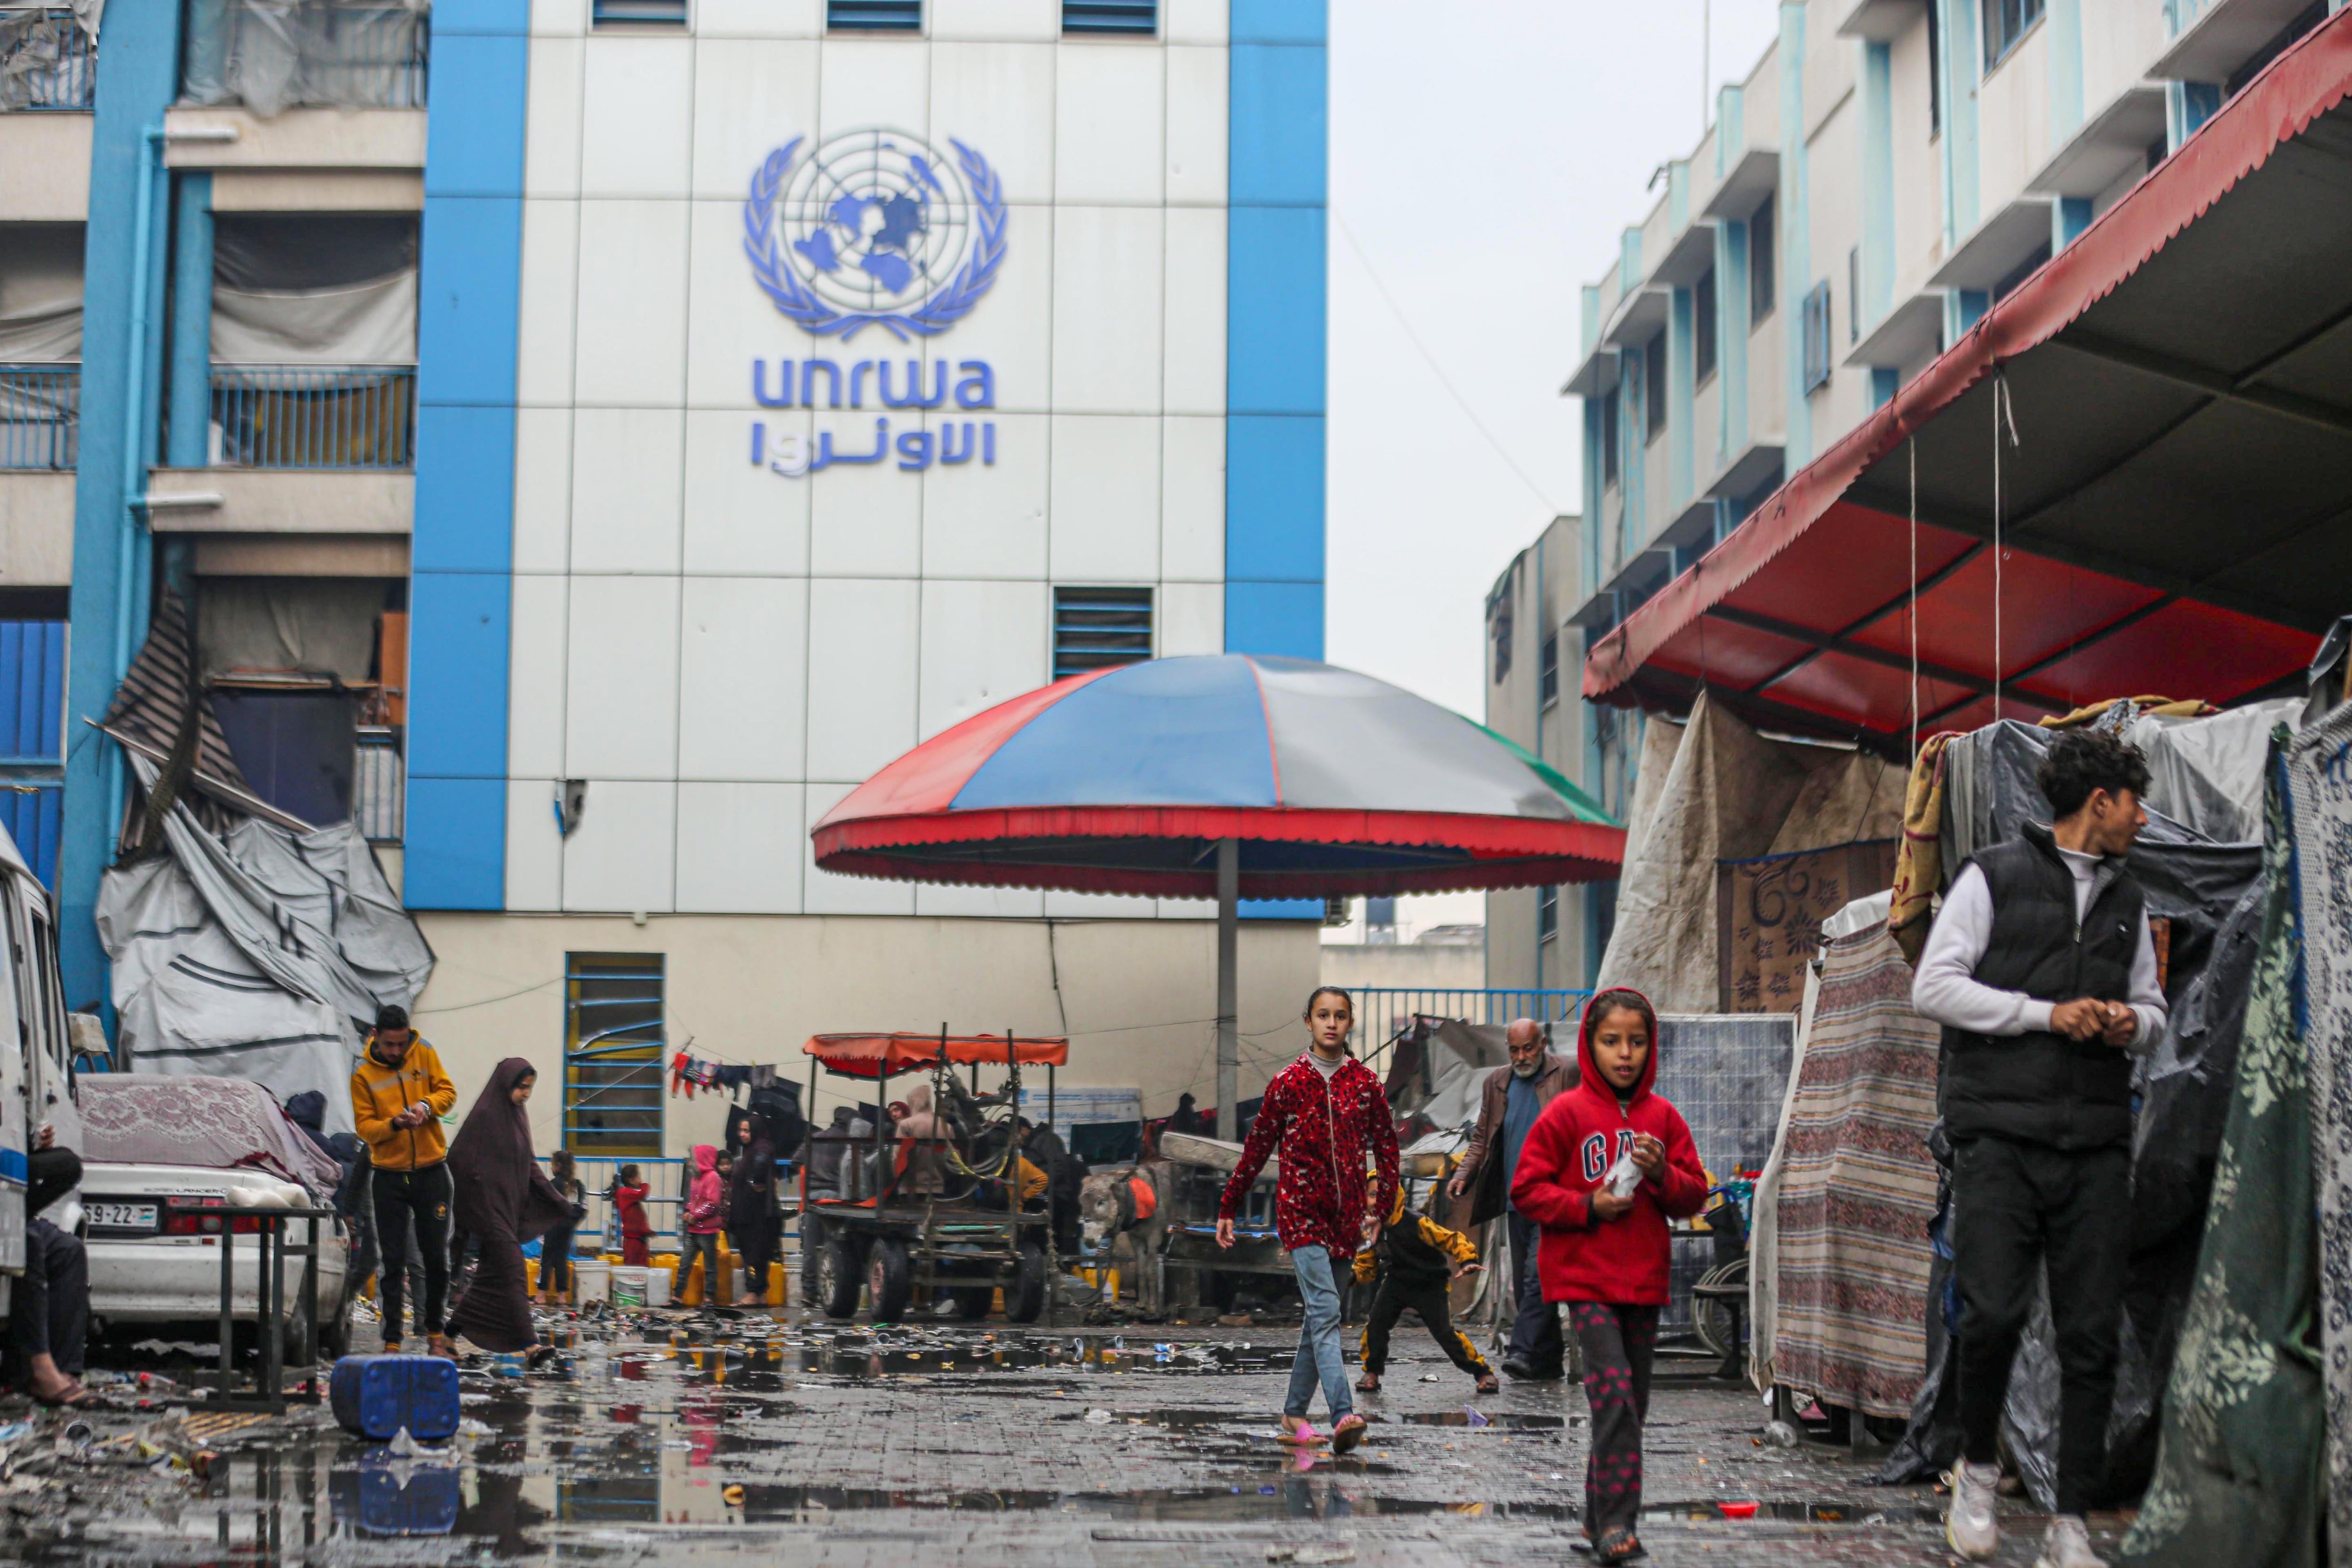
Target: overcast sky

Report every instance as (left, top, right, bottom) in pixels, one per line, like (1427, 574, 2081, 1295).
(1320, 2, 1783, 939)
(1325, 1, 1784, 720)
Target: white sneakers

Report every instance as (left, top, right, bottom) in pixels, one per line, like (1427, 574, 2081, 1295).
(1944, 1460, 2002, 1560)
(2036, 1513, 2106, 1568)
(1943, 1467, 2105, 1568)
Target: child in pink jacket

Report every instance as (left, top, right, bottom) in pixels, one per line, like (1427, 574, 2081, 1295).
(675, 1145, 724, 1306)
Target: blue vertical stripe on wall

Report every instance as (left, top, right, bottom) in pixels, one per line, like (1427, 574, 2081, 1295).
(60, 0, 182, 1012)
(1227, 0, 1325, 917)
(0, 621, 65, 889)
(1716, 218, 1748, 466)
(1667, 286, 1693, 516)
(165, 173, 214, 468)
(1860, 43, 1894, 333)
(406, 0, 529, 910)
(1779, 1, 1812, 467)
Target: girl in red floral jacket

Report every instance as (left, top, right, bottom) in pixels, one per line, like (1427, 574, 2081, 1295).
(1511, 988, 1708, 1565)
(1217, 986, 1399, 1455)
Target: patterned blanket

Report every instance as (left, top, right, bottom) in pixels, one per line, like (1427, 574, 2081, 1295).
(1769, 920, 1943, 1418)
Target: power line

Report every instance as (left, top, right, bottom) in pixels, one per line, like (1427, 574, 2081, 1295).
(1333, 209, 1562, 517)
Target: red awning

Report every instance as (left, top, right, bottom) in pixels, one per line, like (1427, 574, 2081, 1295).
(1583, 9, 2352, 746)
(804, 1032, 1071, 1080)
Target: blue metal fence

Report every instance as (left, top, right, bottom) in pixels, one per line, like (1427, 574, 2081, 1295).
(0, 621, 66, 890)
(0, 366, 79, 469)
(1353, 987, 1594, 1074)
(0, 10, 96, 109)
(209, 366, 415, 469)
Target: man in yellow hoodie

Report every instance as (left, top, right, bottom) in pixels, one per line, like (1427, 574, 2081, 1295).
(349, 1003, 457, 1355)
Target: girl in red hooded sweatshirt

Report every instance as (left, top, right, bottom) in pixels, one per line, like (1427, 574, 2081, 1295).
(1511, 989, 1708, 1565)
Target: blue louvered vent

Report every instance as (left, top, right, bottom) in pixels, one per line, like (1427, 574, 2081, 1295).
(1053, 587, 1152, 679)
(1064, 0, 1155, 34)
(592, 0, 686, 24)
(829, 0, 921, 30)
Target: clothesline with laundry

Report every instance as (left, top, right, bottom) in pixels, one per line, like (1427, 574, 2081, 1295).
(667, 1051, 787, 1101)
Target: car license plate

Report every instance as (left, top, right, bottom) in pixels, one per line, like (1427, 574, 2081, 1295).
(87, 1201, 159, 1233)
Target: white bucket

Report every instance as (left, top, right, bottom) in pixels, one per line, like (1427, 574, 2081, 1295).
(611, 1266, 650, 1309)
(644, 1267, 672, 1307)
(574, 1258, 612, 1306)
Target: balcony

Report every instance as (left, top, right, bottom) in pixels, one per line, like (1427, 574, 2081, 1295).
(209, 365, 413, 470)
(0, 8, 95, 111)
(181, 0, 427, 117)
(0, 365, 76, 469)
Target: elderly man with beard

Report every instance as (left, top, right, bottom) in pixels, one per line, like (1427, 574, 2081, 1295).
(1447, 1018, 1577, 1381)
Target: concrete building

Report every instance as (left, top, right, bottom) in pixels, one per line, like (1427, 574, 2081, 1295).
(1478, 511, 1590, 991)
(1506, 0, 2339, 967)
(0, 0, 1333, 1154)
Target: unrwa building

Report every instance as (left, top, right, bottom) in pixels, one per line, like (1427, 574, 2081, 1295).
(2, 0, 1332, 1156)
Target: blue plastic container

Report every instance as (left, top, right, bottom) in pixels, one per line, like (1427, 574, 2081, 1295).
(330, 1354, 461, 1441)
(336, 1457, 461, 1536)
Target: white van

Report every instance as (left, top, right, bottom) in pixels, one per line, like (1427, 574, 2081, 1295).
(0, 816, 81, 1314)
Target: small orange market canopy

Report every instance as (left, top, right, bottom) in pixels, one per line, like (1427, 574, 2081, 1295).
(803, 1031, 1071, 1080)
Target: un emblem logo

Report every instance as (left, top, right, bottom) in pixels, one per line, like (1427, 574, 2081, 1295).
(742, 130, 1007, 343)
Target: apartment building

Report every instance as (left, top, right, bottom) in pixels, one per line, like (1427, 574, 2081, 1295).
(1478, 512, 1596, 990)
(1559, 0, 2335, 821)
(0, 0, 1334, 1152)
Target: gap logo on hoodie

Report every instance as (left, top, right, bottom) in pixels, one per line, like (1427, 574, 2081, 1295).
(1581, 1130, 1637, 1184)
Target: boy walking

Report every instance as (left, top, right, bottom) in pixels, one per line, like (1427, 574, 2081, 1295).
(1351, 1182, 1496, 1393)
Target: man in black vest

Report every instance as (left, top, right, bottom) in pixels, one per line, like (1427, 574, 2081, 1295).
(1912, 730, 2166, 1568)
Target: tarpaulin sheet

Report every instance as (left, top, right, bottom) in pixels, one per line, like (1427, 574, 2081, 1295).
(1653, 1011, 1795, 1330)
(95, 752, 433, 1139)
(1597, 694, 1902, 1011)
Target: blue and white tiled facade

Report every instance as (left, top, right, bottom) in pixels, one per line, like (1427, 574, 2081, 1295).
(403, 0, 1329, 921)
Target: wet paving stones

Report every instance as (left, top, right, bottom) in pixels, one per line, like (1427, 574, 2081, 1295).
(1, 1311, 2130, 1567)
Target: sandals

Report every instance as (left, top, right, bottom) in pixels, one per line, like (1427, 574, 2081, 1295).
(1354, 1373, 1381, 1393)
(1329, 1414, 1367, 1455)
(1275, 1416, 1323, 1447)
(1595, 1526, 1645, 1564)
(1474, 1372, 1501, 1394)
(32, 1384, 100, 1410)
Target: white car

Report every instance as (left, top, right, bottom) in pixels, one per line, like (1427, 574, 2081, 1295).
(76, 1075, 352, 1361)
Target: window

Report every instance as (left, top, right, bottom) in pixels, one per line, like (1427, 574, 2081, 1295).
(1693, 267, 1717, 385)
(1539, 633, 1559, 708)
(1063, 0, 1155, 33)
(1643, 332, 1667, 442)
(1800, 280, 1833, 393)
(1599, 386, 1621, 486)
(1052, 586, 1152, 678)
(1749, 197, 1776, 321)
(1992, 240, 2050, 302)
(1848, 246, 1861, 343)
(1928, 2, 1943, 134)
(829, 0, 921, 29)
(564, 954, 665, 1158)
(0, 619, 64, 890)
(1486, 573, 1515, 685)
(2227, 1, 2325, 96)
(1538, 884, 1558, 942)
(593, 0, 685, 21)
(1982, 0, 2043, 70)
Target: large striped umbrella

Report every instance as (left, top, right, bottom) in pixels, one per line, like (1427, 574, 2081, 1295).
(813, 654, 1622, 1134)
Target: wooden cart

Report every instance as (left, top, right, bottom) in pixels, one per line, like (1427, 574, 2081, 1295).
(797, 1029, 1067, 1324)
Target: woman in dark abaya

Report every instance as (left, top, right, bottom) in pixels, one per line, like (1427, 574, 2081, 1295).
(726, 1115, 781, 1304)
(444, 1059, 573, 1356)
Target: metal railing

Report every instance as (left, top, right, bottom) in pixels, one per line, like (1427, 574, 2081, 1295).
(0, 366, 78, 468)
(0, 9, 95, 110)
(1354, 987, 1594, 1075)
(181, 0, 428, 111)
(208, 366, 414, 469)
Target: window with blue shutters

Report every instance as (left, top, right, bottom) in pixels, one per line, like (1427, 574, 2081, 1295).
(1053, 587, 1152, 679)
(828, 0, 921, 30)
(1063, 0, 1155, 34)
